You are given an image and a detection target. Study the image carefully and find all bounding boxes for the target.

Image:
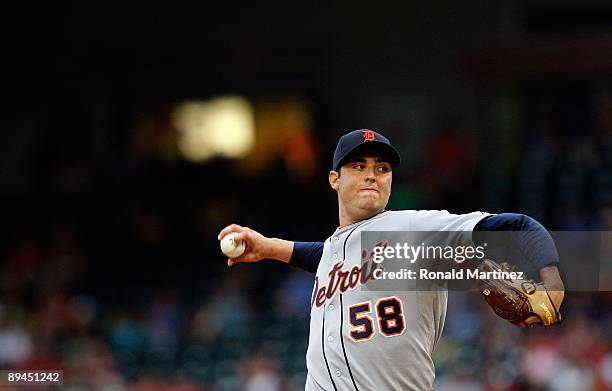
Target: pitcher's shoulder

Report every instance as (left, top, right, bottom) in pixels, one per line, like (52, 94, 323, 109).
(386, 209, 451, 218)
(387, 209, 490, 217)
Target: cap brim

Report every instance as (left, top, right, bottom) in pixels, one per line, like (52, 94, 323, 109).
(334, 141, 401, 171)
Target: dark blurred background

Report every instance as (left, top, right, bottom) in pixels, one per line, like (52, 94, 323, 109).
(1, 1, 611, 390)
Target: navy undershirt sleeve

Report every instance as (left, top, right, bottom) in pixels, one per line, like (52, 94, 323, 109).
(290, 241, 324, 273)
(474, 213, 559, 270)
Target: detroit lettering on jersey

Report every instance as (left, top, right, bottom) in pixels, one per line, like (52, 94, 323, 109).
(311, 259, 383, 308)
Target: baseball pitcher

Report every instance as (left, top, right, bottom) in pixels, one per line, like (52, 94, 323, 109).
(218, 129, 564, 390)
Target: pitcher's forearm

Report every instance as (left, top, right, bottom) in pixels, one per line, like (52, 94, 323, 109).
(265, 238, 295, 263)
(539, 265, 564, 311)
(539, 265, 564, 291)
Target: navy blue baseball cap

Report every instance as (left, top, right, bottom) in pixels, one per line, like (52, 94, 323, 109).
(332, 129, 401, 171)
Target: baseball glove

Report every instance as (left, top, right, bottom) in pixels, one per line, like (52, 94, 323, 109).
(478, 259, 561, 327)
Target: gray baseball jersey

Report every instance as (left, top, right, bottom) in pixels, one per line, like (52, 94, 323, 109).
(304, 210, 489, 391)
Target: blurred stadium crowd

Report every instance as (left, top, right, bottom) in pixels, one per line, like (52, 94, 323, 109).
(3, 2, 612, 390)
(0, 89, 611, 391)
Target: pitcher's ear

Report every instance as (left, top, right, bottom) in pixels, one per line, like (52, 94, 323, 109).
(329, 170, 340, 191)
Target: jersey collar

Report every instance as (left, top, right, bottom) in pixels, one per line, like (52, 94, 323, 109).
(334, 209, 391, 235)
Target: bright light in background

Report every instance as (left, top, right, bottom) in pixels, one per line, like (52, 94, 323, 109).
(172, 96, 255, 162)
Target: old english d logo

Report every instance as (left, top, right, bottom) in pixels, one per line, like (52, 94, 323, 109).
(362, 130, 376, 142)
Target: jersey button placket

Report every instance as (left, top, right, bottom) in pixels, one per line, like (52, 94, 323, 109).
(331, 235, 340, 261)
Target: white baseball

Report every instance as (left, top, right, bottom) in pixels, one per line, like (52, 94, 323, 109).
(220, 233, 246, 258)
